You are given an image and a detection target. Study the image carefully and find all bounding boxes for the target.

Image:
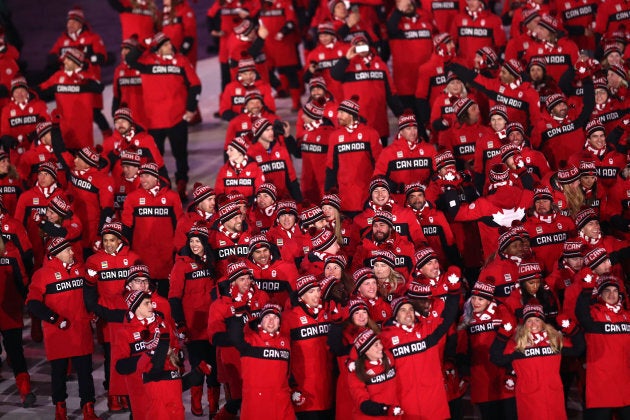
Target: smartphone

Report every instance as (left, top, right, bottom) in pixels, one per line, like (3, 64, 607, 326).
(355, 44, 369, 53)
(350, 4, 359, 12)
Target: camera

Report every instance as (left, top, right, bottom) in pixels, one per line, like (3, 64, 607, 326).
(355, 44, 369, 53)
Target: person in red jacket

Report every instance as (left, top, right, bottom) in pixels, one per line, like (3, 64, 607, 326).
(219, 56, 276, 121)
(379, 277, 460, 419)
(477, 226, 525, 302)
(38, 48, 104, 150)
(107, 0, 158, 42)
(449, 0, 506, 67)
(47, 7, 110, 140)
(325, 96, 382, 215)
(0, 151, 23, 216)
(112, 36, 149, 129)
(281, 275, 334, 418)
(351, 267, 393, 326)
(0, 236, 36, 408)
(14, 162, 67, 269)
(208, 259, 269, 418)
(112, 151, 141, 218)
(267, 199, 307, 267)
(490, 302, 584, 420)
(456, 276, 517, 419)
(17, 121, 73, 188)
(209, 199, 253, 276)
(386, 0, 435, 110)
(248, 118, 302, 200)
(121, 162, 184, 297)
(168, 225, 219, 417)
(0, 76, 49, 167)
(321, 192, 360, 259)
(373, 112, 436, 200)
(524, 186, 577, 274)
(161, 0, 198, 66)
(352, 211, 416, 279)
(66, 146, 115, 256)
(245, 233, 298, 307)
(347, 329, 404, 418)
(575, 274, 630, 418)
(82, 221, 140, 412)
(26, 237, 100, 420)
(173, 182, 216, 251)
(102, 107, 167, 181)
(215, 136, 265, 202)
(224, 89, 279, 150)
(227, 303, 294, 419)
(124, 31, 202, 199)
(330, 35, 403, 141)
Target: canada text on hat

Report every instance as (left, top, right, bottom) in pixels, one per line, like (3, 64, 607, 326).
(125, 290, 150, 313)
(237, 56, 256, 73)
(489, 163, 510, 184)
(187, 224, 209, 241)
(256, 182, 277, 201)
(218, 201, 241, 223)
(453, 97, 475, 120)
(434, 149, 456, 171)
(348, 298, 369, 317)
(234, 18, 257, 36)
(502, 59, 523, 80)
(562, 240, 583, 259)
(338, 96, 360, 118)
(372, 210, 393, 227)
(537, 14, 559, 33)
(596, 273, 620, 295)
(47, 236, 71, 255)
(296, 274, 319, 296)
(308, 76, 327, 92)
(391, 296, 411, 317)
(317, 21, 336, 36)
(227, 191, 247, 204)
(497, 227, 522, 252)
(151, 32, 170, 51)
(229, 136, 249, 156)
(557, 164, 580, 184)
(398, 110, 417, 131)
(299, 205, 324, 228)
(583, 247, 608, 270)
(320, 193, 341, 211)
(303, 99, 325, 120)
(433, 32, 452, 48)
(579, 160, 597, 176)
(518, 261, 542, 281)
(522, 301, 545, 320)
(114, 107, 134, 124)
(260, 303, 282, 319)
(244, 89, 264, 104)
(139, 162, 159, 178)
(369, 176, 390, 195)
(10, 76, 28, 92)
(352, 267, 376, 293)
(77, 146, 100, 167)
(521, 8, 539, 25)
(354, 329, 378, 356)
(533, 186, 553, 202)
(252, 117, 272, 141)
(248, 233, 271, 255)
(192, 183, 215, 206)
(489, 104, 508, 121)
(404, 181, 426, 198)
(506, 122, 525, 137)
(38, 161, 58, 179)
(226, 260, 252, 283)
(324, 254, 347, 269)
(476, 46, 498, 67)
(120, 151, 141, 166)
(500, 144, 519, 162)
(37, 121, 53, 139)
(471, 276, 495, 300)
(585, 119, 605, 137)
(406, 278, 432, 299)
(414, 247, 438, 268)
(101, 221, 125, 240)
(320, 275, 339, 300)
(311, 228, 336, 252)
(127, 264, 150, 282)
(544, 93, 567, 112)
(574, 207, 598, 230)
(49, 195, 72, 218)
(528, 56, 547, 71)
(276, 200, 298, 217)
(369, 249, 396, 268)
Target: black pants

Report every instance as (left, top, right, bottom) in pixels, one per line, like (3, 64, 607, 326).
(220, 62, 231, 91)
(477, 398, 517, 420)
(102, 343, 111, 390)
(149, 120, 189, 182)
(187, 340, 219, 387)
(50, 354, 95, 406)
(586, 406, 630, 420)
(1, 328, 27, 375)
(277, 65, 301, 89)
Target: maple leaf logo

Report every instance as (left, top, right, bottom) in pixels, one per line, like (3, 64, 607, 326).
(492, 207, 526, 227)
(583, 274, 593, 283)
(443, 171, 456, 181)
(561, 319, 570, 329)
(504, 322, 513, 331)
(448, 273, 459, 285)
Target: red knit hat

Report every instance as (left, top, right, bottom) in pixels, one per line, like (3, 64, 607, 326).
(406, 277, 432, 299)
(583, 247, 608, 270)
(518, 261, 542, 282)
(369, 249, 396, 269)
(49, 196, 72, 218)
(414, 247, 438, 268)
(311, 228, 336, 252)
(352, 267, 376, 293)
(296, 274, 319, 296)
(354, 329, 378, 356)
(471, 276, 495, 300)
(522, 300, 545, 320)
(47, 237, 71, 256)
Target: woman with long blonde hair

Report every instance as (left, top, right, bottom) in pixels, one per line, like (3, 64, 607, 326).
(490, 301, 584, 420)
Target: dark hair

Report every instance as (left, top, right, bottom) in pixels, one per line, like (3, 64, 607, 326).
(355, 353, 391, 383)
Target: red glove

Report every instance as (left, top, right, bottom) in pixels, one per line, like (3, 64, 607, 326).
(55, 317, 70, 330)
(574, 60, 592, 79)
(579, 269, 596, 289)
(557, 314, 578, 336)
(512, 153, 526, 172)
(92, 240, 102, 253)
(175, 324, 189, 341)
(504, 370, 516, 391)
(445, 266, 462, 293)
(31, 210, 43, 224)
(439, 168, 462, 189)
(196, 362, 212, 376)
(497, 320, 515, 339)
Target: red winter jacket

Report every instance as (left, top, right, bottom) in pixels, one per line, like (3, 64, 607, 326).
(0, 242, 28, 330)
(245, 258, 297, 307)
(214, 160, 265, 202)
(347, 353, 401, 419)
(354, 201, 427, 247)
(524, 213, 576, 274)
(102, 130, 165, 181)
(208, 225, 252, 276)
(281, 303, 335, 412)
(112, 62, 148, 129)
(27, 257, 93, 360)
(121, 186, 183, 279)
(0, 96, 48, 165)
(297, 123, 334, 202)
(161, 1, 198, 66)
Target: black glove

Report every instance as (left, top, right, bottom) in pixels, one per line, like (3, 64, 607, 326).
(272, 120, 285, 137)
(0, 135, 18, 151)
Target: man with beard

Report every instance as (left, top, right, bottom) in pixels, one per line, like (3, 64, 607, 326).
(352, 210, 414, 278)
(102, 107, 166, 180)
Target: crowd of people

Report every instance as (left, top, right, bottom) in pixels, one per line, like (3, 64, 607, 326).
(0, 0, 629, 419)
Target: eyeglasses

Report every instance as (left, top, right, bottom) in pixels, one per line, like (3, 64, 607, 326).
(132, 279, 149, 284)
